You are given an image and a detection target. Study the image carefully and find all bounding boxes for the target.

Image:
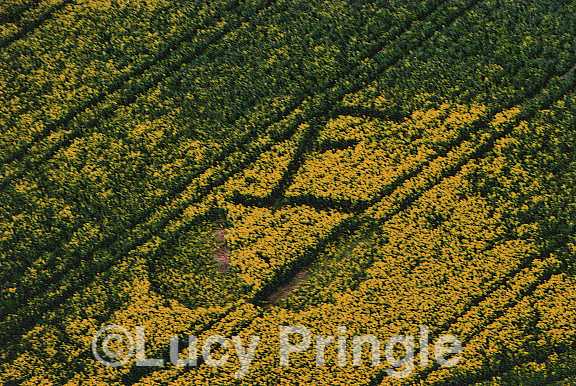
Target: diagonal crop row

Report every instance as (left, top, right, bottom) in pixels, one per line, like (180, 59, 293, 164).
(474, 347, 576, 385)
(0, 0, 39, 25)
(0, 0, 414, 277)
(0, 0, 219, 134)
(213, 49, 576, 352)
(0, 0, 396, 295)
(191, 83, 575, 384)
(255, 61, 576, 308)
(101, 3, 576, 368)
(0, 0, 252, 170)
(273, 0, 576, 311)
(365, 100, 576, 386)
(2, 1, 576, 385)
(5, 0, 504, 344)
(0, 0, 277, 283)
(414, 266, 573, 385)
(0, 0, 488, 376)
(0, 0, 456, 351)
(403, 186, 576, 384)
(106, 2, 572, 382)
(0, 0, 71, 49)
(24, 5, 572, 382)
(9, 0, 572, 380)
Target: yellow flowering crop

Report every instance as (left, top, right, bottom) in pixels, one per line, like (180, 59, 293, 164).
(2, 0, 576, 384)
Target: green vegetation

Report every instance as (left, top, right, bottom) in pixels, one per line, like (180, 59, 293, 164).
(1, 0, 575, 384)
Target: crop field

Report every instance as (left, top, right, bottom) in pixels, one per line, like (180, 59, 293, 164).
(1, 0, 576, 384)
